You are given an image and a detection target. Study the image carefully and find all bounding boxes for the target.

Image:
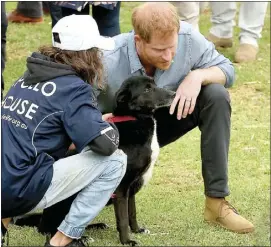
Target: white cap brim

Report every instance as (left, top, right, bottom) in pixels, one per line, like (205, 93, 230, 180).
(95, 36, 115, 51)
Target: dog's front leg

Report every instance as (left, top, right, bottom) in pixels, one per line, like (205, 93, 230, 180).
(129, 194, 150, 234)
(113, 191, 138, 246)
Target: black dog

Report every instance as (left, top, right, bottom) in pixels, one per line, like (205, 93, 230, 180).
(14, 76, 175, 246)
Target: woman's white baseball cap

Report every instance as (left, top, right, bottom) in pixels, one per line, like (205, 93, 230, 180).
(52, 14, 115, 51)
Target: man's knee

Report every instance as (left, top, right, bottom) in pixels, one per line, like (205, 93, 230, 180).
(200, 83, 231, 106)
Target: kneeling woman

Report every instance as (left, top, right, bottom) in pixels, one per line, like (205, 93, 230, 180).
(1, 15, 127, 247)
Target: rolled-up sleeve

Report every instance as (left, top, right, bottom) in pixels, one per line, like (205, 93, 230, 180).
(190, 29, 235, 88)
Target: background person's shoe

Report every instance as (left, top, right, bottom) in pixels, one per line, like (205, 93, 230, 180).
(234, 43, 258, 63)
(204, 196, 254, 233)
(8, 10, 43, 23)
(206, 33, 233, 48)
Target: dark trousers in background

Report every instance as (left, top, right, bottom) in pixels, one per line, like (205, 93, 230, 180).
(155, 83, 231, 198)
(57, 2, 121, 37)
(92, 2, 121, 37)
(16, 1, 43, 18)
(47, 2, 62, 28)
(1, 2, 8, 99)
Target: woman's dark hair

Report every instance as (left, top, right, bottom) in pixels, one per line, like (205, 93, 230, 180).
(39, 46, 104, 89)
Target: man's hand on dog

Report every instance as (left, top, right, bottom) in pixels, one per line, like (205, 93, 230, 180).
(170, 70, 203, 120)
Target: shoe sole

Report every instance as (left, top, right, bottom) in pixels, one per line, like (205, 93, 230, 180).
(204, 219, 255, 234)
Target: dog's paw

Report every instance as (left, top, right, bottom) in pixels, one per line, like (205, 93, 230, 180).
(84, 236, 95, 244)
(121, 239, 138, 246)
(95, 223, 109, 229)
(135, 228, 150, 234)
(86, 222, 109, 230)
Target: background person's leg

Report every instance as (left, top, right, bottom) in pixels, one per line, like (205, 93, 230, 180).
(16, 1, 43, 17)
(207, 2, 236, 48)
(92, 2, 121, 37)
(171, 2, 200, 31)
(61, 4, 89, 17)
(48, 2, 63, 28)
(8, 1, 43, 23)
(235, 2, 268, 63)
(209, 2, 236, 38)
(239, 2, 268, 47)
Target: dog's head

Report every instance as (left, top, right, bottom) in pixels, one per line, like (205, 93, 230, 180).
(113, 76, 175, 117)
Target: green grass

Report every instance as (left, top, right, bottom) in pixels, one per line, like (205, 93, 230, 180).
(3, 2, 270, 246)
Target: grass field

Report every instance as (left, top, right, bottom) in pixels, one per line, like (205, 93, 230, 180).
(3, 2, 270, 246)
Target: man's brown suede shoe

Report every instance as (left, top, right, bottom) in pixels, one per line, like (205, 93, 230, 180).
(8, 10, 43, 23)
(234, 43, 258, 63)
(206, 33, 233, 48)
(204, 197, 254, 233)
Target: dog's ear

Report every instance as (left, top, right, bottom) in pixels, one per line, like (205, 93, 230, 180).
(113, 90, 131, 114)
(116, 91, 130, 104)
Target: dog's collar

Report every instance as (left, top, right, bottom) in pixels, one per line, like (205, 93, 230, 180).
(107, 116, 137, 123)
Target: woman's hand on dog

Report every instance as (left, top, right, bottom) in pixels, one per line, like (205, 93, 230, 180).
(102, 113, 114, 121)
(68, 114, 114, 151)
(170, 70, 203, 120)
